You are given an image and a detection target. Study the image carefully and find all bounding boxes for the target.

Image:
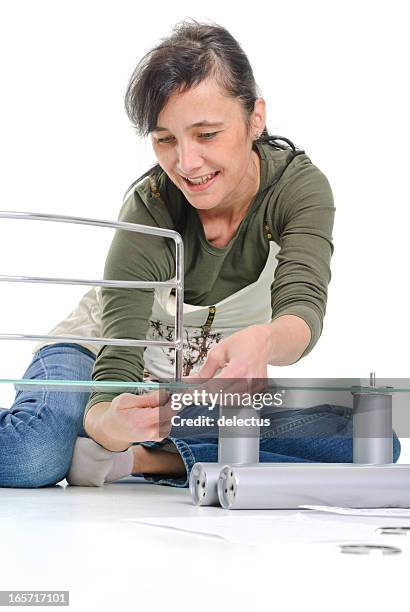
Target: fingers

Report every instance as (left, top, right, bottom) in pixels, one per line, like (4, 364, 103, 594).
(158, 403, 175, 440)
(115, 389, 169, 411)
(128, 406, 163, 441)
(196, 348, 252, 382)
(132, 403, 173, 442)
(214, 358, 247, 379)
(195, 347, 228, 379)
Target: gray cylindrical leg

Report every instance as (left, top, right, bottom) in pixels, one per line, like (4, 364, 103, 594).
(218, 405, 260, 464)
(353, 393, 393, 464)
(190, 462, 286, 506)
(190, 406, 260, 506)
(189, 463, 222, 506)
(218, 463, 410, 510)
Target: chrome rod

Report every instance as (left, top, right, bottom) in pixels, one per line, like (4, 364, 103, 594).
(0, 210, 184, 382)
(0, 274, 176, 289)
(174, 239, 184, 381)
(0, 210, 178, 240)
(0, 333, 177, 348)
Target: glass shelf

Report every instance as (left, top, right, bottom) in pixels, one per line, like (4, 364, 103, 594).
(2, 378, 410, 393)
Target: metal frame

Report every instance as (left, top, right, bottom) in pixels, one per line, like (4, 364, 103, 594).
(0, 210, 184, 381)
(1, 211, 402, 513)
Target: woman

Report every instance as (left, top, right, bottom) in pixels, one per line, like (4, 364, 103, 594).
(0, 20, 400, 489)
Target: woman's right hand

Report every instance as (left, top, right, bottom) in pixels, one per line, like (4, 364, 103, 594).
(86, 390, 172, 451)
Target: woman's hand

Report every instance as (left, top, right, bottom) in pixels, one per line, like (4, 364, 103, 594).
(195, 316, 311, 381)
(96, 389, 173, 450)
(196, 323, 272, 380)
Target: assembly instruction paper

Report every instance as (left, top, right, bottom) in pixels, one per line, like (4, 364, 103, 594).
(300, 505, 410, 517)
(128, 513, 410, 545)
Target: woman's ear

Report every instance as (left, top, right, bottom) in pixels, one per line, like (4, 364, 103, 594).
(251, 97, 266, 139)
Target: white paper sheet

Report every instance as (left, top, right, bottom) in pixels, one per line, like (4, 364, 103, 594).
(128, 513, 393, 545)
(300, 505, 410, 517)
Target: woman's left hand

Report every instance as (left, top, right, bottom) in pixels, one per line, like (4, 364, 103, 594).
(195, 323, 272, 380)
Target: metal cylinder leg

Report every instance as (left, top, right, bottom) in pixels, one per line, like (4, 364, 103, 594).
(352, 392, 393, 464)
(218, 405, 260, 464)
(218, 463, 410, 510)
(190, 406, 261, 506)
(189, 463, 222, 506)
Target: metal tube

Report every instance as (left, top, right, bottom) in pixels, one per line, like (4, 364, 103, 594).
(0, 210, 184, 382)
(190, 405, 261, 506)
(174, 235, 184, 382)
(218, 406, 260, 464)
(0, 333, 177, 348)
(218, 463, 410, 510)
(189, 463, 222, 506)
(0, 210, 178, 240)
(352, 392, 393, 464)
(219, 437, 259, 464)
(0, 274, 176, 289)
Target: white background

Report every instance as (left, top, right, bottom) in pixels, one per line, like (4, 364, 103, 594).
(0, 1, 409, 609)
(1, 0, 409, 432)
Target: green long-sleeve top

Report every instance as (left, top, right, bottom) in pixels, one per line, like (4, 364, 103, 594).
(84, 141, 335, 416)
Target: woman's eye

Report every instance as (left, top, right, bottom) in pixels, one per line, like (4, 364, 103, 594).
(155, 132, 219, 144)
(199, 132, 218, 140)
(157, 136, 175, 144)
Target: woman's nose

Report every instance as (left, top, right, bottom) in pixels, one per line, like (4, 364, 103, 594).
(176, 142, 203, 175)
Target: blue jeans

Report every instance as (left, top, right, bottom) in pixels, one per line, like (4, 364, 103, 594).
(0, 343, 94, 488)
(0, 343, 401, 488)
(143, 403, 402, 487)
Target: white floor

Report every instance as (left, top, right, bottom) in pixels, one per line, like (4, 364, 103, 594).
(1, 475, 410, 611)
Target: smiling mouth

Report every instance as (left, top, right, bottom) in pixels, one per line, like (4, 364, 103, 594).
(182, 171, 219, 185)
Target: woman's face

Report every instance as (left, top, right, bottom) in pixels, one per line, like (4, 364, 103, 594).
(151, 77, 265, 215)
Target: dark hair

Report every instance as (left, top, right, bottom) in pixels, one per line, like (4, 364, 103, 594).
(123, 19, 302, 198)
